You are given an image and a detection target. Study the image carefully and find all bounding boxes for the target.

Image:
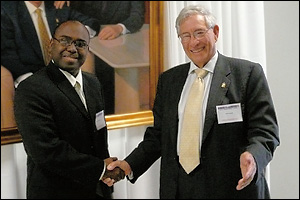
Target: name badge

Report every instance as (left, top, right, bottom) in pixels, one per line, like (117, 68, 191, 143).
(216, 103, 243, 124)
(95, 110, 106, 130)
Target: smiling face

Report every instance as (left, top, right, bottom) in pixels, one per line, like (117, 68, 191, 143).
(50, 21, 90, 77)
(179, 14, 219, 68)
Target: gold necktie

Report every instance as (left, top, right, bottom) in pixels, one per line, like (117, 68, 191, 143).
(179, 68, 208, 174)
(35, 8, 51, 65)
(74, 82, 87, 110)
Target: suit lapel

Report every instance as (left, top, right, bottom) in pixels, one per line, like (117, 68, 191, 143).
(169, 64, 190, 148)
(83, 76, 98, 122)
(202, 54, 231, 143)
(19, 2, 43, 61)
(47, 64, 90, 118)
(171, 64, 190, 117)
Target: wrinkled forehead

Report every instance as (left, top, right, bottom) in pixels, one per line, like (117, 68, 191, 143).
(180, 14, 206, 26)
(179, 15, 207, 32)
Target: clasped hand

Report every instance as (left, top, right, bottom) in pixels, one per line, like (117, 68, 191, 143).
(102, 159, 132, 187)
(102, 157, 125, 185)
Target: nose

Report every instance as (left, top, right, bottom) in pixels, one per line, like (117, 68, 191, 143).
(189, 35, 200, 45)
(66, 42, 77, 52)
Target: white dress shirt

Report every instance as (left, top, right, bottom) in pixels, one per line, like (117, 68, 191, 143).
(177, 52, 218, 155)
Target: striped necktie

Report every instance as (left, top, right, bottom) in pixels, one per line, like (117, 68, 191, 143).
(35, 8, 51, 65)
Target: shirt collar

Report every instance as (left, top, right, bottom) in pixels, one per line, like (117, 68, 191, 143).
(25, 1, 46, 15)
(189, 52, 218, 75)
(59, 68, 84, 88)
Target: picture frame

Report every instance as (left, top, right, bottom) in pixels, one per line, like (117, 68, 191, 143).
(1, 1, 164, 145)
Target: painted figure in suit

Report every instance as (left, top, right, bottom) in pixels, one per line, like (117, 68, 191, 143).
(56, 1, 145, 39)
(104, 4, 280, 199)
(14, 20, 123, 199)
(55, 1, 145, 114)
(1, 1, 100, 87)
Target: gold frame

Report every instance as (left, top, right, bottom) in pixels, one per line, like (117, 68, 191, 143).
(1, 1, 164, 145)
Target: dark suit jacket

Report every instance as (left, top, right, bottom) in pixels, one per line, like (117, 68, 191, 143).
(1, 1, 100, 80)
(125, 53, 280, 199)
(70, 1, 145, 33)
(14, 63, 111, 199)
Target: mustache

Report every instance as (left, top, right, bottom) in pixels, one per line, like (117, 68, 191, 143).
(62, 52, 79, 59)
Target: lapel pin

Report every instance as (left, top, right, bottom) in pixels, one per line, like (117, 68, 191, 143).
(221, 82, 226, 88)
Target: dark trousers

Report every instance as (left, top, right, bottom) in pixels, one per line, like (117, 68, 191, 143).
(176, 163, 204, 199)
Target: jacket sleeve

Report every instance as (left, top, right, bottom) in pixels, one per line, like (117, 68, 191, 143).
(121, 1, 145, 33)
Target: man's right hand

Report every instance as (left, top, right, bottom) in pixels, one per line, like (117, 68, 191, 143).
(102, 167, 125, 182)
(102, 160, 132, 186)
(108, 160, 132, 176)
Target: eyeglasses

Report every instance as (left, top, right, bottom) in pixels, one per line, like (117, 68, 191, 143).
(53, 37, 88, 49)
(178, 28, 211, 43)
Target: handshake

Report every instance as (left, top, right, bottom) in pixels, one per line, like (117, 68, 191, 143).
(101, 157, 131, 185)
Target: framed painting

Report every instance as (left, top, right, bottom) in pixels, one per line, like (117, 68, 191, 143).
(1, 1, 164, 145)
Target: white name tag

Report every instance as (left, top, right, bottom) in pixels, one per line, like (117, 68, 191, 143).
(216, 103, 243, 124)
(95, 110, 106, 130)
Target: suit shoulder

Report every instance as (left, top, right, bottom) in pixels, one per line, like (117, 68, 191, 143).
(82, 72, 101, 85)
(157, 63, 190, 85)
(162, 63, 190, 76)
(83, 71, 98, 81)
(219, 54, 264, 79)
(1, 1, 19, 12)
(16, 69, 49, 92)
(221, 54, 261, 68)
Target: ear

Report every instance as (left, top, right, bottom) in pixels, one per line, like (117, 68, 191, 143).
(48, 39, 54, 58)
(213, 25, 219, 42)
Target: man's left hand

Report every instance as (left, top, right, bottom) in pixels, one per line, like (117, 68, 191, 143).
(236, 151, 257, 190)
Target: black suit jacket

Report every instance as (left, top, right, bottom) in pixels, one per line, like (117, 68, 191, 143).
(125, 53, 280, 198)
(70, 1, 145, 33)
(14, 63, 111, 199)
(1, 1, 100, 80)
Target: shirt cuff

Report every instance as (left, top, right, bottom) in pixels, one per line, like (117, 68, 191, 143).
(99, 162, 106, 180)
(117, 23, 129, 35)
(127, 171, 134, 180)
(85, 25, 97, 38)
(14, 72, 33, 88)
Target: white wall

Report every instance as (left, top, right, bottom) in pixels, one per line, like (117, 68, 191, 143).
(1, 143, 27, 199)
(108, 126, 160, 199)
(264, 1, 299, 199)
(1, 125, 160, 199)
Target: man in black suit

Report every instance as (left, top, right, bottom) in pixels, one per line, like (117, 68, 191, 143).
(55, 1, 145, 114)
(104, 4, 280, 199)
(14, 20, 123, 199)
(1, 1, 100, 87)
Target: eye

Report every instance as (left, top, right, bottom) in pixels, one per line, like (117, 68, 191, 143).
(75, 41, 87, 48)
(195, 30, 205, 37)
(180, 34, 191, 42)
(59, 38, 69, 45)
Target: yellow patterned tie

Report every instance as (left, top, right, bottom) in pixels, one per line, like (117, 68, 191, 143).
(36, 8, 51, 65)
(179, 68, 208, 174)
